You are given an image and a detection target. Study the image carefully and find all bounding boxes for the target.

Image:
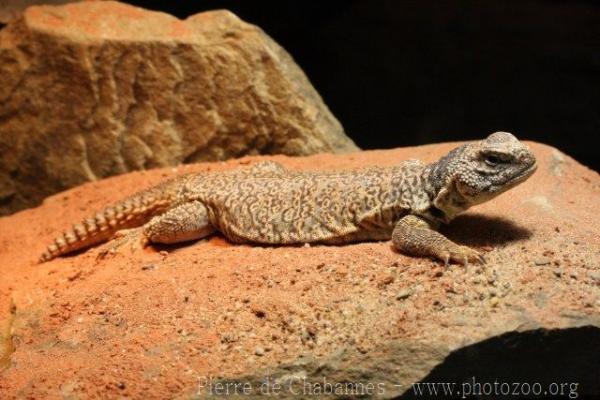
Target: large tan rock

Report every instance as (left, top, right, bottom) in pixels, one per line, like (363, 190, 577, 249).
(0, 141, 598, 398)
(0, 1, 357, 215)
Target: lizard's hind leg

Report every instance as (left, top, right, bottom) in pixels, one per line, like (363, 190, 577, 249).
(143, 201, 215, 244)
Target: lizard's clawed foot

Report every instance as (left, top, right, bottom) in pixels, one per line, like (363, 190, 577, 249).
(98, 227, 149, 258)
(437, 245, 485, 267)
(112, 227, 149, 248)
(112, 227, 149, 249)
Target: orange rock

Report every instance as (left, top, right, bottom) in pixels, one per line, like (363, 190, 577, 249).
(0, 142, 599, 398)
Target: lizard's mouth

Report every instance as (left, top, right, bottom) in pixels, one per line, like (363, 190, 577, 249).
(490, 162, 537, 193)
(513, 162, 538, 184)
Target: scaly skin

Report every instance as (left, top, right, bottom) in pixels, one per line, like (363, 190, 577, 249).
(40, 132, 537, 265)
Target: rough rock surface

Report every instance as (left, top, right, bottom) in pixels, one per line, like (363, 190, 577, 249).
(0, 1, 357, 216)
(0, 141, 599, 398)
(0, 0, 91, 24)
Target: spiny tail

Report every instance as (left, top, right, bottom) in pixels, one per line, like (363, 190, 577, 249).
(39, 175, 190, 263)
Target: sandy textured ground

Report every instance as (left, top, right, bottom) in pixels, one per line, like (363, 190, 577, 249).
(0, 141, 599, 399)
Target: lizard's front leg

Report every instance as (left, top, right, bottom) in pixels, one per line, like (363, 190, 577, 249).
(392, 215, 484, 266)
(143, 201, 215, 244)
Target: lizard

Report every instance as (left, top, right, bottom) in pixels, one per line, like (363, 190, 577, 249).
(39, 132, 537, 265)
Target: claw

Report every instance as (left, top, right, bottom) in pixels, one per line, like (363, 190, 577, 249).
(101, 227, 147, 255)
(444, 254, 450, 268)
(140, 234, 149, 248)
(435, 245, 484, 266)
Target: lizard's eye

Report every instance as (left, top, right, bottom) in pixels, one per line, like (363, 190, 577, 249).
(484, 154, 506, 166)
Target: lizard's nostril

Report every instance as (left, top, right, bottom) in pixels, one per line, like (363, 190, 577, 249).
(518, 151, 534, 165)
(524, 155, 537, 170)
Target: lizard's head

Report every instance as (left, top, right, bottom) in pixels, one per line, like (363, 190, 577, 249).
(431, 132, 537, 218)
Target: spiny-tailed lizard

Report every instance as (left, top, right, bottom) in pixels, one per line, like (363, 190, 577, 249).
(40, 132, 536, 265)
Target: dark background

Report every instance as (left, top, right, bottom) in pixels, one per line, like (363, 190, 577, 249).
(127, 0, 599, 171)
